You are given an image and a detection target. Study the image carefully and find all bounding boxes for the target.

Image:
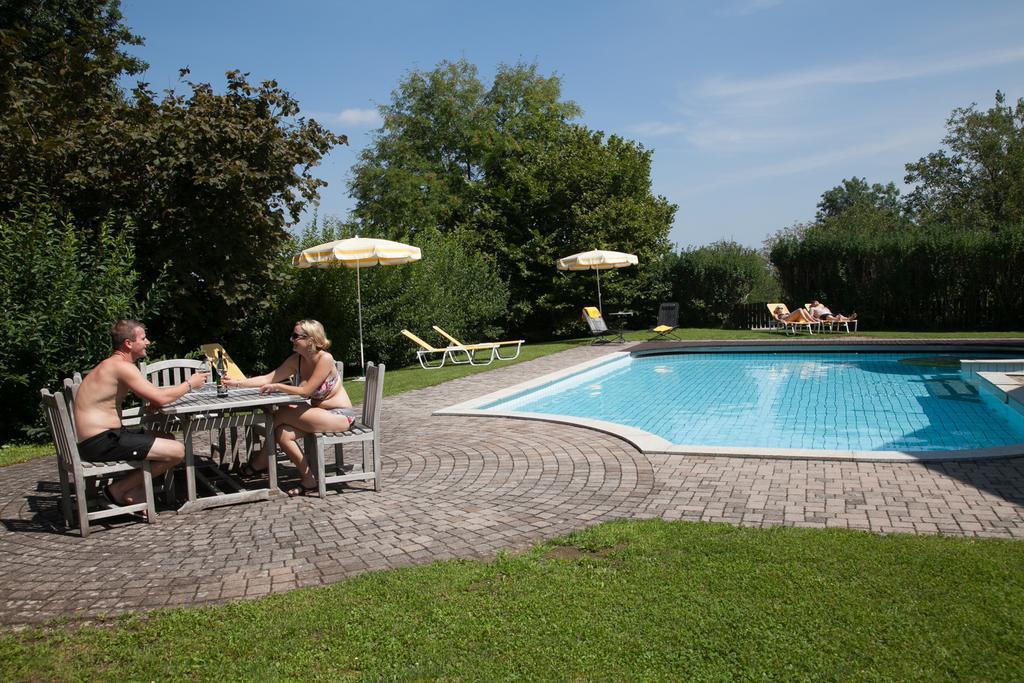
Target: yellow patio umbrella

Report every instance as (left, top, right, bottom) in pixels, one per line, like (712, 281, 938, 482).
(293, 236, 422, 371)
(557, 249, 639, 314)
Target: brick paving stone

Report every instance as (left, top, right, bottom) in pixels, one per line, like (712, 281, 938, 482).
(1, 341, 1024, 625)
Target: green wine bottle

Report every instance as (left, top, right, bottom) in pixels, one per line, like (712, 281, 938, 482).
(216, 350, 227, 396)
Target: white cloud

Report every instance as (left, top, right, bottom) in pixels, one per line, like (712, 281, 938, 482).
(331, 108, 382, 127)
(627, 121, 689, 137)
(678, 126, 941, 197)
(701, 45, 1024, 98)
(628, 120, 812, 148)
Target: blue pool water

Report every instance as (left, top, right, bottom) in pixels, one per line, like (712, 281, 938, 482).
(481, 352, 1024, 452)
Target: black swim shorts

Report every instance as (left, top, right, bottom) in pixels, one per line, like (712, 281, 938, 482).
(77, 426, 157, 463)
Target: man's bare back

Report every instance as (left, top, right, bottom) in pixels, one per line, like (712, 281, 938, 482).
(74, 355, 138, 440)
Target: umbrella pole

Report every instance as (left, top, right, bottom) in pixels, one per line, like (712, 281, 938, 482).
(356, 263, 366, 381)
(596, 269, 602, 315)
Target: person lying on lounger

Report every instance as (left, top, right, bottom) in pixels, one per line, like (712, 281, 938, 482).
(806, 300, 857, 323)
(773, 305, 818, 324)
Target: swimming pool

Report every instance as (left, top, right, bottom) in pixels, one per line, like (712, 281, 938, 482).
(438, 346, 1024, 461)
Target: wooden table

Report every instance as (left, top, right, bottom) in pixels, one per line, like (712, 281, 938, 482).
(145, 387, 301, 513)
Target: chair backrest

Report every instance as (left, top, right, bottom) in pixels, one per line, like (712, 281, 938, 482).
(432, 325, 463, 347)
(766, 303, 790, 320)
(362, 362, 386, 429)
(401, 329, 438, 352)
(62, 374, 83, 414)
(201, 343, 247, 380)
(658, 302, 679, 327)
(140, 358, 207, 387)
(40, 388, 80, 476)
(582, 307, 608, 334)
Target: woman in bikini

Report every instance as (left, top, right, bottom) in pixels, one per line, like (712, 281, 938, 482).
(224, 319, 355, 496)
(773, 305, 818, 324)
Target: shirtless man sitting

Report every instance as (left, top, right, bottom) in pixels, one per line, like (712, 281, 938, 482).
(74, 320, 208, 507)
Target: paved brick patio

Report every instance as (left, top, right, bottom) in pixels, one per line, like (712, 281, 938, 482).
(2, 342, 1023, 625)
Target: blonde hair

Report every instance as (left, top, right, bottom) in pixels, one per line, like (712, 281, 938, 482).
(296, 319, 331, 351)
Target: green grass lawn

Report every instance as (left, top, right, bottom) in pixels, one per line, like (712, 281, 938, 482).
(2, 519, 1022, 681)
(0, 442, 53, 468)
(348, 337, 593, 403)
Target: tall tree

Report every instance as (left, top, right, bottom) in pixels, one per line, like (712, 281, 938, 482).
(350, 59, 675, 335)
(350, 60, 490, 239)
(904, 91, 1024, 230)
(91, 72, 345, 347)
(0, 1, 346, 349)
(0, 0, 145, 214)
(816, 177, 901, 222)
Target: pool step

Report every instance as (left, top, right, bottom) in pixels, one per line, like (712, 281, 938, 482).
(975, 370, 1024, 418)
(926, 379, 977, 397)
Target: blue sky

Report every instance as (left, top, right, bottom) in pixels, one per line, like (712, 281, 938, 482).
(120, 0, 1024, 248)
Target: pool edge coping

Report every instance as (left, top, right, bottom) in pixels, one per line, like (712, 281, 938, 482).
(434, 342, 1024, 463)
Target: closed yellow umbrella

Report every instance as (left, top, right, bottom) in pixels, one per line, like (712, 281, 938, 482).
(557, 249, 638, 314)
(293, 237, 422, 371)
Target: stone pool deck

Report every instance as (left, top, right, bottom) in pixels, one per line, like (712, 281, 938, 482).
(2, 340, 1024, 625)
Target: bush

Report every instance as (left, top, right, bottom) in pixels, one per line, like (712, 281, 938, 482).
(670, 241, 780, 327)
(0, 198, 165, 440)
(232, 220, 511, 374)
(769, 219, 1024, 329)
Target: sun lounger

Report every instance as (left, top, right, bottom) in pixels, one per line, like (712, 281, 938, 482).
(201, 343, 247, 379)
(802, 304, 858, 334)
(650, 302, 680, 339)
(766, 303, 818, 335)
(431, 325, 524, 361)
(401, 329, 499, 369)
(582, 307, 614, 344)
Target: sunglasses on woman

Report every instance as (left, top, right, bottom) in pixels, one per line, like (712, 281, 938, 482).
(289, 333, 309, 341)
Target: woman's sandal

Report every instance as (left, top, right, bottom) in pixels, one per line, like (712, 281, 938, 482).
(238, 463, 268, 479)
(286, 482, 318, 497)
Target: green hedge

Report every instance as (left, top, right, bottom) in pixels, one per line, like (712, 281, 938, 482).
(670, 241, 780, 328)
(770, 223, 1024, 329)
(0, 198, 163, 440)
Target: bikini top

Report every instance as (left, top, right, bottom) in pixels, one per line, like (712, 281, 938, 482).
(296, 356, 340, 401)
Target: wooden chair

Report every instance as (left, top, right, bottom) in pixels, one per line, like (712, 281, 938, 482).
(41, 387, 156, 537)
(138, 358, 212, 500)
(140, 358, 207, 386)
(304, 362, 384, 498)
